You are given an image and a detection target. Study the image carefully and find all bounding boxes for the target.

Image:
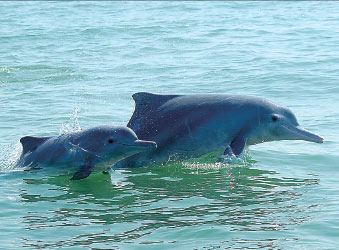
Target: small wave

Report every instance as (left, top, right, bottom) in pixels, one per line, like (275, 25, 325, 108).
(0, 67, 18, 74)
(81, 28, 102, 35)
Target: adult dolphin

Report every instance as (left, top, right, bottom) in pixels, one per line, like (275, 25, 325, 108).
(113, 92, 323, 168)
(16, 126, 157, 180)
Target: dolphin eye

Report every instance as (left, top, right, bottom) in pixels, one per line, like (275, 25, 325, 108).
(108, 139, 115, 144)
(272, 115, 278, 122)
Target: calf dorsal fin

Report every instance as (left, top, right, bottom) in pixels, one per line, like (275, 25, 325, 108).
(20, 136, 51, 154)
(128, 92, 180, 128)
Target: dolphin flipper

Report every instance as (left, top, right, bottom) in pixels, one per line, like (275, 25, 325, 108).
(71, 164, 95, 180)
(224, 146, 236, 157)
(224, 136, 247, 156)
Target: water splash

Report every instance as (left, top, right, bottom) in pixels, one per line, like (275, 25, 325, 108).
(221, 147, 254, 164)
(182, 161, 231, 170)
(181, 149, 253, 170)
(0, 142, 22, 171)
(59, 107, 82, 135)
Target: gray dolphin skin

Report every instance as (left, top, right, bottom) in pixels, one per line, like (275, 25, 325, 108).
(16, 126, 157, 180)
(113, 92, 324, 168)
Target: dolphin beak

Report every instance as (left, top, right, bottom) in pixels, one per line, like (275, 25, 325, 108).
(282, 125, 324, 143)
(128, 140, 157, 151)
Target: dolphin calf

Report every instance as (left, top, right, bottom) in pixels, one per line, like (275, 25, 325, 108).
(16, 126, 157, 180)
(113, 92, 323, 168)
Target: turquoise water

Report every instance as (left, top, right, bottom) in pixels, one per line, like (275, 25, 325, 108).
(1, 2, 338, 249)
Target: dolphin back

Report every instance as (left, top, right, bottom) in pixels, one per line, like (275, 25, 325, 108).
(20, 136, 51, 154)
(128, 92, 180, 128)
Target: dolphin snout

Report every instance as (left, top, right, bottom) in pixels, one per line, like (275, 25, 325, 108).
(296, 126, 324, 144)
(125, 140, 157, 151)
(283, 125, 324, 144)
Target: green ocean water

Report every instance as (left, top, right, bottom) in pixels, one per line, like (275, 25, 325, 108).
(1, 2, 338, 249)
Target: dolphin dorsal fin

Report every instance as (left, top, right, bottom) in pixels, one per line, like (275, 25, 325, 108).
(128, 92, 180, 128)
(132, 92, 179, 109)
(20, 136, 51, 154)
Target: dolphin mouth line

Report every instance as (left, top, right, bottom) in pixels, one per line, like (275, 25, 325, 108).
(282, 125, 324, 144)
(117, 142, 157, 149)
(118, 143, 138, 147)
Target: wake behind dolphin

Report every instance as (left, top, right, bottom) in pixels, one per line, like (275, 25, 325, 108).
(16, 126, 157, 180)
(113, 92, 323, 168)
